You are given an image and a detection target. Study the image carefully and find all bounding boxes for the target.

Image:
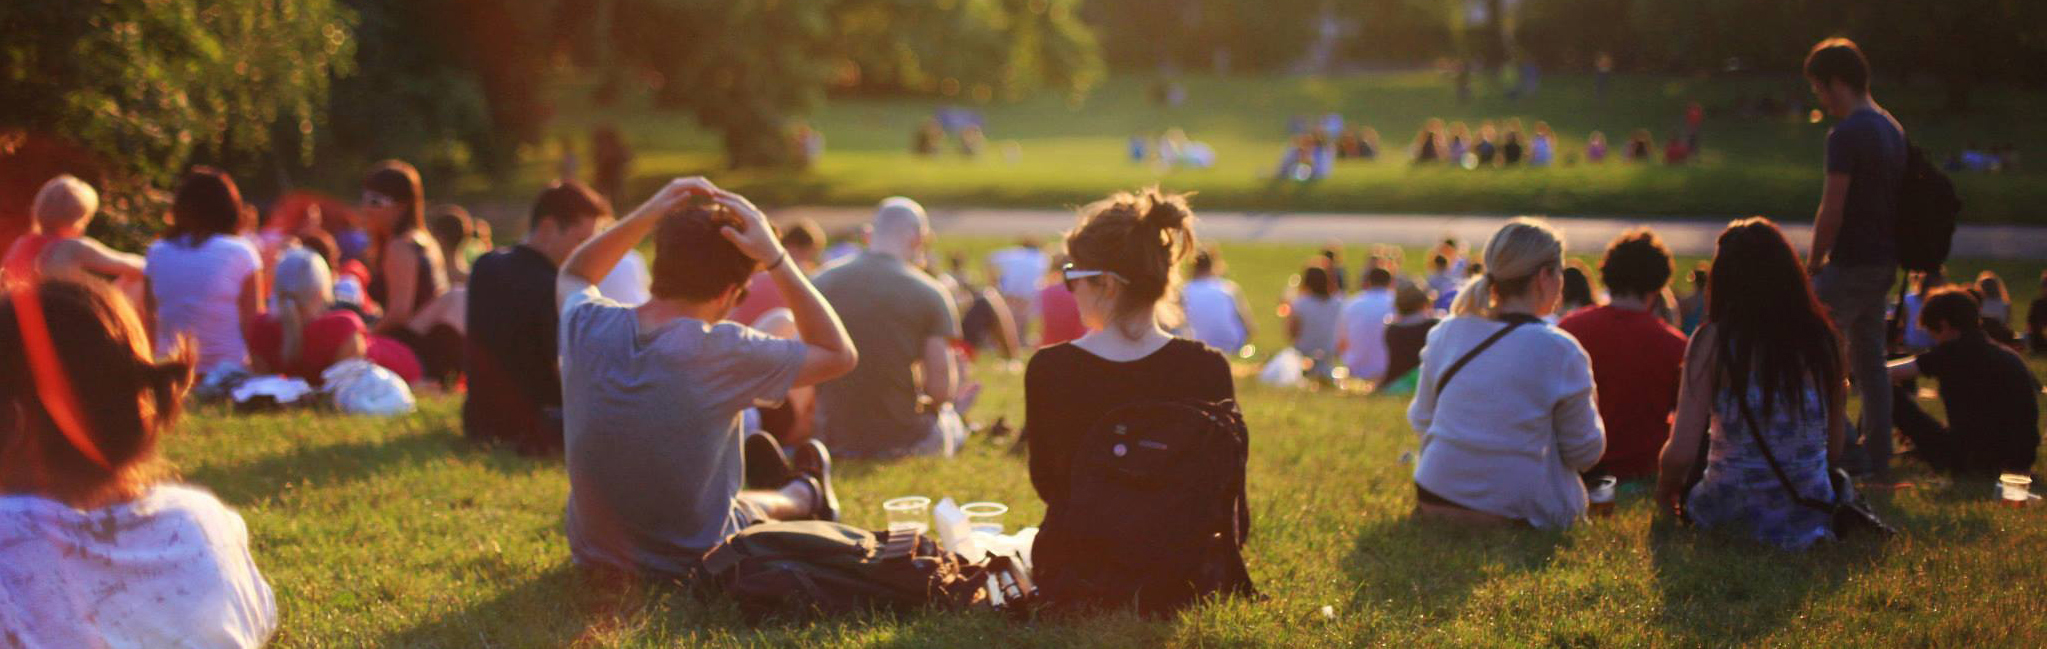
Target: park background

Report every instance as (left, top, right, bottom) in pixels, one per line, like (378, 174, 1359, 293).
(4, 0, 2047, 646)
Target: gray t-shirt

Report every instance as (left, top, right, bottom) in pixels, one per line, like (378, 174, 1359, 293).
(558, 289, 807, 576)
(811, 252, 962, 458)
(1823, 107, 1906, 267)
(1289, 294, 1344, 359)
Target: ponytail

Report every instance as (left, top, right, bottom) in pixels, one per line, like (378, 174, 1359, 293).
(1453, 218, 1565, 318)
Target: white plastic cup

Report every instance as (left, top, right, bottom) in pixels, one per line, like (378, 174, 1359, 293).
(961, 501, 1009, 535)
(884, 496, 932, 534)
(1999, 474, 2032, 507)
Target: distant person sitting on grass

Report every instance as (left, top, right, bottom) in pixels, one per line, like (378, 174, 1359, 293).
(1337, 267, 1396, 385)
(145, 167, 265, 373)
(1407, 218, 1605, 529)
(2, 175, 145, 291)
(555, 178, 857, 580)
(1559, 229, 1688, 481)
(1182, 249, 1256, 356)
(1586, 130, 1609, 163)
(1625, 129, 1655, 162)
(1287, 266, 1343, 380)
(812, 198, 966, 459)
(1658, 218, 1847, 551)
(1377, 282, 1440, 395)
(463, 181, 611, 455)
(1, 279, 276, 646)
(1886, 287, 2041, 476)
(247, 248, 423, 384)
(1677, 264, 1708, 335)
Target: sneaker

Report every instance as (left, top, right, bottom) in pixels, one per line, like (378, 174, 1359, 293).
(744, 432, 793, 491)
(792, 440, 839, 523)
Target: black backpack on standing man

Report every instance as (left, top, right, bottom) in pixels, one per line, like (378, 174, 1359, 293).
(1033, 399, 1258, 618)
(1887, 142, 1962, 345)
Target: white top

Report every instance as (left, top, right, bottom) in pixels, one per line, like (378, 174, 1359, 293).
(1289, 294, 1343, 359)
(1406, 316, 1606, 529)
(1338, 287, 1396, 380)
(1182, 276, 1248, 353)
(147, 235, 262, 370)
(0, 484, 277, 648)
(987, 247, 1048, 298)
(597, 249, 652, 306)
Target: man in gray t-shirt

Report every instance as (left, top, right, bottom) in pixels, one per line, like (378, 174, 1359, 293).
(554, 178, 860, 577)
(813, 198, 964, 458)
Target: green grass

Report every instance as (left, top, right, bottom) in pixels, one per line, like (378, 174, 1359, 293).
(470, 71, 2047, 225)
(163, 238, 2047, 647)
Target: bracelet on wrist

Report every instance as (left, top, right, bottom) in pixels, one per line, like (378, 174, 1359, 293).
(765, 251, 788, 271)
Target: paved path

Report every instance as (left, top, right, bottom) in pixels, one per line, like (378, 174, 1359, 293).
(767, 207, 2047, 260)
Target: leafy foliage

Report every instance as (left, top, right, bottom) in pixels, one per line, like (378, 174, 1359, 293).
(0, 0, 354, 240)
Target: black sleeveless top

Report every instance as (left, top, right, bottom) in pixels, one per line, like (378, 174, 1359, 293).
(368, 236, 442, 313)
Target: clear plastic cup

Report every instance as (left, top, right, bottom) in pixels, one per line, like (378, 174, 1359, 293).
(1999, 474, 2032, 508)
(961, 501, 1009, 535)
(883, 496, 932, 534)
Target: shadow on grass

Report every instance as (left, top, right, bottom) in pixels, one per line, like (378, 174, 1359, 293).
(1341, 513, 1568, 622)
(1645, 515, 1886, 646)
(183, 428, 555, 507)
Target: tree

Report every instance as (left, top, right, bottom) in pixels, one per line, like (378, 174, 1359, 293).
(0, 0, 354, 243)
(601, 0, 1103, 168)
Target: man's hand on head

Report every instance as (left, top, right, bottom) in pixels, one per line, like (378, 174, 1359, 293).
(713, 194, 784, 264)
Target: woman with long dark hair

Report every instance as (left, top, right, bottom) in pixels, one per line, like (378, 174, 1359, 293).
(360, 161, 461, 381)
(144, 167, 266, 371)
(1657, 217, 1848, 550)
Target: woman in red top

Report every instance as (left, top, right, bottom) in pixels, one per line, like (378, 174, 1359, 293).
(245, 248, 421, 383)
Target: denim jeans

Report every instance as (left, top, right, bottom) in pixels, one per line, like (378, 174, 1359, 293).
(1814, 263, 1897, 479)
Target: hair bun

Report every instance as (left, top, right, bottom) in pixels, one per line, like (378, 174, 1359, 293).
(1139, 189, 1193, 232)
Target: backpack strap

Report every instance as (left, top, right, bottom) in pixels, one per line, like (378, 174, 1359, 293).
(1434, 314, 1538, 395)
(1730, 391, 1837, 513)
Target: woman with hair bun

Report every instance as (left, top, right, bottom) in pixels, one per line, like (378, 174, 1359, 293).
(0, 278, 276, 646)
(1406, 218, 1606, 529)
(1023, 188, 1247, 612)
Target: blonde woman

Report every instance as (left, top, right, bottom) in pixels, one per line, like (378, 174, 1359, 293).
(1406, 218, 1606, 528)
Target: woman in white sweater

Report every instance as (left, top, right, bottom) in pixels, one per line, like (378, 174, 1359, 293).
(1406, 218, 1606, 529)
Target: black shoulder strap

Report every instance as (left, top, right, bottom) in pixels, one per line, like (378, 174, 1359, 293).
(1730, 392, 1836, 513)
(1434, 316, 1535, 395)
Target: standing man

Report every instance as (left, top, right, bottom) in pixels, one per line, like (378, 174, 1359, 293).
(812, 198, 965, 458)
(1803, 38, 1907, 484)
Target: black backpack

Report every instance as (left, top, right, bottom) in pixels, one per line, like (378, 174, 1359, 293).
(1034, 399, 1258, 618)
(1894, 142, 1961, 274)
(700, 521, 991, 621)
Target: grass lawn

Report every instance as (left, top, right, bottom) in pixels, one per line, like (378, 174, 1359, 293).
(467, 71, 2047, 226)
(163, 238, 2047, 647)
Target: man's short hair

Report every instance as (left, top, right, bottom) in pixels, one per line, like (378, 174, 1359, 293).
(1365, 267, 1394, 288)
(427, 205, 472, 250)
(1598, 228, 1674, 298)
(650, 205, 758, 302)
(781, 218, 825, 250)
(530, 180, 612, 231)
(1805, 38, 1870, 93)
(1394, 282, 1430, 315)
(32, 175, 98, 228)
(1919, 286, 1981, 334)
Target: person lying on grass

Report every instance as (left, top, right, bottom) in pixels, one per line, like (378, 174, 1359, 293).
(553, 177, 858, 581)
(1, 278, 276, 647)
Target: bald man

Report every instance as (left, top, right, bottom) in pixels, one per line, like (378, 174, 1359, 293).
(811, 197, 965, 458)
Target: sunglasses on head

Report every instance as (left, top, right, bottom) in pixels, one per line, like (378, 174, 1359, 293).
(1061, 263, 1128, 292)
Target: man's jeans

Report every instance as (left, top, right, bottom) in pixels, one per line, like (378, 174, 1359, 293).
(1815, 263, 1897, 479)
